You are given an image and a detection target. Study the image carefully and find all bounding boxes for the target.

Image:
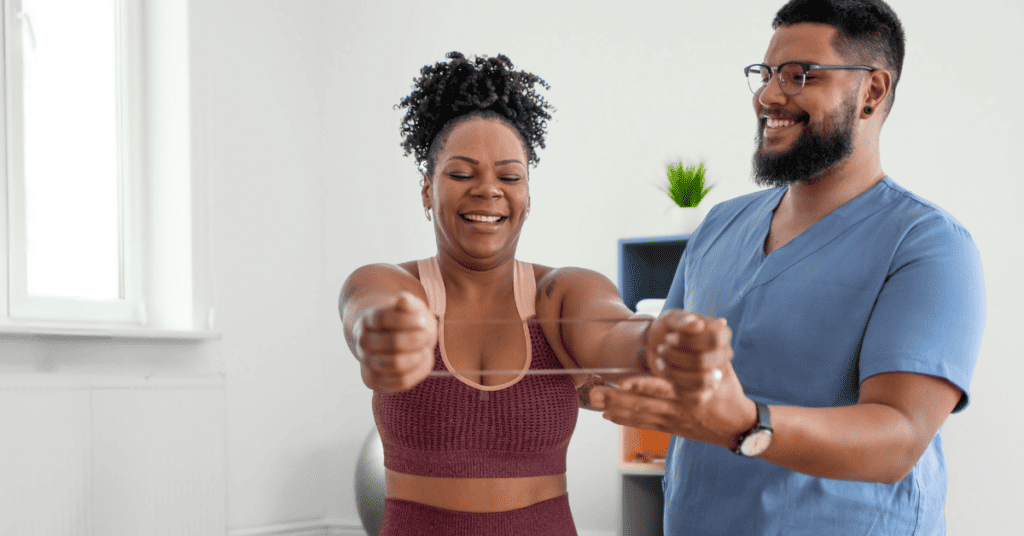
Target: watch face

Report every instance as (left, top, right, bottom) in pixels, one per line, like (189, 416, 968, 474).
(740, 430, 772, 456)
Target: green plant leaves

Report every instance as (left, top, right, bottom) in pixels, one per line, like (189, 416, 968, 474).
(666, 162, 712, 208)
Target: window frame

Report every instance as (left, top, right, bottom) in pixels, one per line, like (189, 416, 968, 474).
(1, 0, 217, 338)
(3, 0, 143, 324)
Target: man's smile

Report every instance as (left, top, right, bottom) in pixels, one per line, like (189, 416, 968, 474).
(764, 117, 799, 128)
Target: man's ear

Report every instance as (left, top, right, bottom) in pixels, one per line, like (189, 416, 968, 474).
(862, 68, 893, 117)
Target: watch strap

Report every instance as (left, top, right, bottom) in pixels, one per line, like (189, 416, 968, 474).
(754, 401, 772, 431)
(732, 401, 772, 455)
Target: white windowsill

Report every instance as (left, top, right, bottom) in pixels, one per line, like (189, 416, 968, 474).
(0, 323, 221, 341)
(0, 373, 225, 389)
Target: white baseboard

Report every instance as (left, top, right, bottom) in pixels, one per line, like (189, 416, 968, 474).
(228, 519, 365, 536)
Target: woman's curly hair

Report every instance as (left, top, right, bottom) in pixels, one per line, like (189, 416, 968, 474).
(396, 52, 554, 178)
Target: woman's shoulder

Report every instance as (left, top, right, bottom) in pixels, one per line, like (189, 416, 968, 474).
(532, 264, 614, 299)
(530, 262, 554, 284)
(397, 260, 420, 281)
(532, 264, 609, 278)
(350, 261, 420, 280)
(345, 262, 425, 298)
(340, 261, 429, 309)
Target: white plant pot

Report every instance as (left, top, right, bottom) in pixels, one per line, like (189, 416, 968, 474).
(661, 204, 710, 236)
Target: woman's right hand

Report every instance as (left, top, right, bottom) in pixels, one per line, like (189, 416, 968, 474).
(356, 291, 438, 392)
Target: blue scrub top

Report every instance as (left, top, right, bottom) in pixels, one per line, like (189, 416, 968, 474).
(662, 177, 985, 536)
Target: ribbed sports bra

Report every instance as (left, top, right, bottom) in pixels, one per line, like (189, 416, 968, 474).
(372, 257, 579, 478)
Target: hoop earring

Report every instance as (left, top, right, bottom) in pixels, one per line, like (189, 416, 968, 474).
(864, 106, 873, 115)
(424, 208, 432, 222)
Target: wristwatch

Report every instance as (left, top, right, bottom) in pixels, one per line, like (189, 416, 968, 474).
(732, 402, 773, 457)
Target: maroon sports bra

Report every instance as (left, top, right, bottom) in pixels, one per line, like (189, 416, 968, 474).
(372, 257, 579, 478)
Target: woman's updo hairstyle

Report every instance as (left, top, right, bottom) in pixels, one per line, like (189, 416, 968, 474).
(396, 52, 554, 179)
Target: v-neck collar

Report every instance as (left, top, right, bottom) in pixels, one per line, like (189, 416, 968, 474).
(742, 177, 897, 295)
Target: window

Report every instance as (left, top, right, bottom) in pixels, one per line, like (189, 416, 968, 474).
(4, 0, 141, 323)
(2, 0, 212, 336)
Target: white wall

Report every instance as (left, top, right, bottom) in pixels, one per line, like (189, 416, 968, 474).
(187, 0, 341, 530)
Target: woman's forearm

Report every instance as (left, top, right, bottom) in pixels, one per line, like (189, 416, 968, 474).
(589, 315, 653, 381)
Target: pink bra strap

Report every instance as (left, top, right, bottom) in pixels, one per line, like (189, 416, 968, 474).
(514, 260, 536, 320)
(416, 257, 446, 317)
(418, 257, 534, 320)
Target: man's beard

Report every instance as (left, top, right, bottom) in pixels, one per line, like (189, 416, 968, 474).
(752, 94, 858, 188)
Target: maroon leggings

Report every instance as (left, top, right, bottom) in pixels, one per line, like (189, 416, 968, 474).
(379, 494, 577, 536)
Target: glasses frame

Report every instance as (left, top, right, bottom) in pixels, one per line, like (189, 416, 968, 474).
(744, 62, 876, 95)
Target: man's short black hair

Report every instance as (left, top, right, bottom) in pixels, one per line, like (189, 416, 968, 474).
(773, 0, 905, 115)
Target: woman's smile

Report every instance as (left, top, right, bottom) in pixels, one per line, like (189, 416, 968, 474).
(460, 211, 507, 225)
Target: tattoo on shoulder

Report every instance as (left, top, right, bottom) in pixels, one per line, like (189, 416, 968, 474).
(545, 273, 558, 298)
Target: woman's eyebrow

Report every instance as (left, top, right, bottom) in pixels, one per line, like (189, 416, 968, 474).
(446, 156, 525, 167)
(447, 155, 479, 165)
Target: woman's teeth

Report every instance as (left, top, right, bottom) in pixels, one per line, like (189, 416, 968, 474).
(462, 214, 502, 223)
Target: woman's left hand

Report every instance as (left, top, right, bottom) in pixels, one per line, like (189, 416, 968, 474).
(590, 310, 757, 450)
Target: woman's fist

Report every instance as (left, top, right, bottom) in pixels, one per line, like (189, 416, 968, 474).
(357, 292, 438, 392)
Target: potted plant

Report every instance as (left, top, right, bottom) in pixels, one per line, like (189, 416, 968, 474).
(661, 162, 713, 234)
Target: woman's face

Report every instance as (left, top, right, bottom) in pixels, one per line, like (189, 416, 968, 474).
(422, 116, 530, 268)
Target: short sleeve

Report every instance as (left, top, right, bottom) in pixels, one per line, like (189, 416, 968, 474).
(859, 214, 985, 413)
(664, 236, 690, 311)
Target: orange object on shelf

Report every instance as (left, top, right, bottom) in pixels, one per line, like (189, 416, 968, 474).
(619, 425, 672, 470)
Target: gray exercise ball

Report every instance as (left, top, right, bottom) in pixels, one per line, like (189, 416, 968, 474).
(355, 426, 386, 535)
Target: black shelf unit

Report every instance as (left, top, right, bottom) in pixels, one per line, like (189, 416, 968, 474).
(618, 234, 690, 311)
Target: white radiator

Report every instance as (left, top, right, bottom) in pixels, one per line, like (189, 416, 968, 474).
(0, 374, 226, 536)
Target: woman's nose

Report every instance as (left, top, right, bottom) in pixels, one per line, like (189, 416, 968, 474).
(471, 173, 502, 198)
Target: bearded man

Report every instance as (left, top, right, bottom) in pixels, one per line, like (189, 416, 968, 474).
(591, 1, 986, 534)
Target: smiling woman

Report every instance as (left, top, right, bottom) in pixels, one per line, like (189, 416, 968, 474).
(337, 52, 681, 536)
(422, 117, 530, 269)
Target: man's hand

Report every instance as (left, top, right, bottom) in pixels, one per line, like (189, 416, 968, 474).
(590, 310, 757, 449)
(356, 291, 437, 392)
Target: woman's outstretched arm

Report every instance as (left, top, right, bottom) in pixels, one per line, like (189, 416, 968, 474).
(535, 267, 652, 384)
(340, 264, 437, 392)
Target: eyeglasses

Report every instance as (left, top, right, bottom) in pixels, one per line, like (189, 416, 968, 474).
(744, 62, 875, 96)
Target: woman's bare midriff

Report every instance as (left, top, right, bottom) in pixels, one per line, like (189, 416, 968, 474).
(385, 469, 567, 512)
